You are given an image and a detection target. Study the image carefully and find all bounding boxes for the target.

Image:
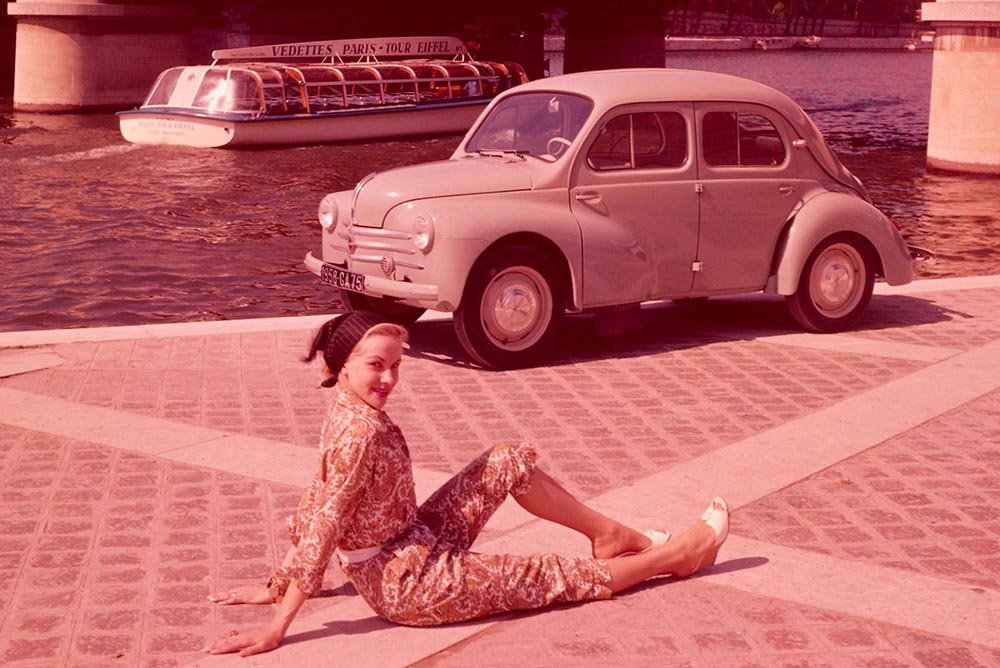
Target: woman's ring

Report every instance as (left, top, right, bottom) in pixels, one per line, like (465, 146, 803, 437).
(229, 630, 239, 638)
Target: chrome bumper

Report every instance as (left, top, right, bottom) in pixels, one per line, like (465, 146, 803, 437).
(303, 252, 440, 303)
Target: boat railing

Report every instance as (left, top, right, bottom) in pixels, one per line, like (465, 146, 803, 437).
(141, 57, 526, 117)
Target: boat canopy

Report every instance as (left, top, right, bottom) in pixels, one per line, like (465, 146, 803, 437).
(211, 36, 470, 64)
(141, 59, 527, 116)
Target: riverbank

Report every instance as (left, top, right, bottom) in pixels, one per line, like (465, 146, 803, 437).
(544, 33, 931, 75)
(664, 35, 931, 51)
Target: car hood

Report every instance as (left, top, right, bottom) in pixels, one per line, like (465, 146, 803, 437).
(353, 157, 534, 228)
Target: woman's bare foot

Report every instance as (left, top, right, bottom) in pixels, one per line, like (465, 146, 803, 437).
(592, 522, 654, 559)
(207, 584, 272, 605)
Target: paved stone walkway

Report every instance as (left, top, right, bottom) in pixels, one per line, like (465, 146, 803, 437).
(1, 275, 998, 668)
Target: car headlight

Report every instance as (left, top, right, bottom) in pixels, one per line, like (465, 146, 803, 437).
(412, 215, 434, 251)
(318, 194, 338, 230)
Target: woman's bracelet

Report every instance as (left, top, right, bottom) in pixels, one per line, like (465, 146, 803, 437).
(266, 575, 288, 604)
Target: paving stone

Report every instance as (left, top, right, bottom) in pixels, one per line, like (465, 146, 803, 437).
(0, 424, 302, 668)
(738, 387, 1000, 590)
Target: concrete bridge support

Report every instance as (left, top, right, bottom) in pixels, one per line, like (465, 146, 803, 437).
(7, 1, 199, 111)
(922, 0, 1000, 173)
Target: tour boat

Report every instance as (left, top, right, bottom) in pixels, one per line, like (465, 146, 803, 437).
(118, 36, 528, 148)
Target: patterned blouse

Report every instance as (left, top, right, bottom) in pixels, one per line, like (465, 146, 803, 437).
(271, 385, 417, 596)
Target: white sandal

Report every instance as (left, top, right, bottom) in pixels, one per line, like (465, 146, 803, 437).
(701, 497, 730, 548)
(644, 529, 672, 547)
(692, 497, 730, 572)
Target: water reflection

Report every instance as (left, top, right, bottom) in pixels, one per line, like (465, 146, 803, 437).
(1, 50, 998, 332)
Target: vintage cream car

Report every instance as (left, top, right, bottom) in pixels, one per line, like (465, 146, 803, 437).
(304, 68, 917, 369)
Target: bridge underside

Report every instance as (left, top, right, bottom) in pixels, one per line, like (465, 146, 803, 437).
(8, 2, 205, 111)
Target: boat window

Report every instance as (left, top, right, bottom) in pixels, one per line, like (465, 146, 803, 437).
(703, 111, 785, 167)
(466, 92, 593, 159)
(192, 70, 238, 112)
(587, 112, 687, 171)
(375, 65, 419, 103)
(224, 72, 265, 112)
(143, 68, 185, 106)
(341, 67, 383, 104)
(442, 63, 482, 97)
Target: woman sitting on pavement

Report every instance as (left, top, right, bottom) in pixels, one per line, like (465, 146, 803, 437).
(203, 311, 730, 657)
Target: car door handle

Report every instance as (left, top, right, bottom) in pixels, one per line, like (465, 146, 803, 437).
(574, 191, 603, 204)
(777, 183, 795, 195)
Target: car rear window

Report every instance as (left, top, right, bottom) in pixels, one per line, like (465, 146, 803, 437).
(703, 111, 785, 167)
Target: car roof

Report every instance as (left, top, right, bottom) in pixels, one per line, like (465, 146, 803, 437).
(513, 68, 807, 122)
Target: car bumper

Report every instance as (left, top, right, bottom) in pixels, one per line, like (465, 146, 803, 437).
(304, 252, 441, 304)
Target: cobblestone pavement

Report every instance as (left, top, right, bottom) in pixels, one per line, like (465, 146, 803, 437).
(1, 276, 998, 668)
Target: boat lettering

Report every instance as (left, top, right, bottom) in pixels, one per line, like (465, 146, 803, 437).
(137, 118, 195, 133)
(416, 39, 452, 54)
(340, 42, 378, 56)
(271, 43, 338, 58)
(383, 41, 413, 55)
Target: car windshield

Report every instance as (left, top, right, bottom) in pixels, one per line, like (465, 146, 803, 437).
(466, 92, 593, 160)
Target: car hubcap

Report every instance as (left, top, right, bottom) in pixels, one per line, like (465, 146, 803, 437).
(810, 243, 865, 318)
(481, 267, 552, 351)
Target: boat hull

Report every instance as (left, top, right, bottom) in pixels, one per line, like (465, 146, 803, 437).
(118, 100, 489, 148)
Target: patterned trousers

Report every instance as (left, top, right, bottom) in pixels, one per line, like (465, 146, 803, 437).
(344, 441, 613, 626)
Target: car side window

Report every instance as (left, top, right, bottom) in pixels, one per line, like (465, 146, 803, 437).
(587, 112, 687, 171)
(703, 111, 785, 167)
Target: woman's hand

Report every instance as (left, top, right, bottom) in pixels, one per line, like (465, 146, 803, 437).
(203, 625, 283, 657)
(204, 578, 307, 657)
(206, 583, 272, 605)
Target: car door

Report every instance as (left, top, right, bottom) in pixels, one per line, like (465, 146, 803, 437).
(693, 103, 800, 293)
(570, 104, 700, 308)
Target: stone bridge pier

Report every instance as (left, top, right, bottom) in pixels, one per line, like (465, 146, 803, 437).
(7, 0, 214, 111)
(922, 0, 1000, 173)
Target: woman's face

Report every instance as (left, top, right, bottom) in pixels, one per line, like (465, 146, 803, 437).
(341, 333, 403, 410)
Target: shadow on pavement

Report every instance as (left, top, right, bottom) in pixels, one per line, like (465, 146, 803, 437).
(406, 292, 956, 371)
(282, 616, 394, 645)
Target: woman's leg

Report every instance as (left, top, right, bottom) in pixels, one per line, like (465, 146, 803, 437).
(417, 442, 537, 550)
(371, 499, 729, 626)
(514, 468, 654, 559)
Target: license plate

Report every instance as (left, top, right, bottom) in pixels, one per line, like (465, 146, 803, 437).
(320, 264, 366, 292)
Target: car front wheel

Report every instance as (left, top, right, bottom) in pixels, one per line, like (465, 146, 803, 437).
(454, 246, 564, 369)
(341, 290, 426, 326)
(785, 233, 875, 332)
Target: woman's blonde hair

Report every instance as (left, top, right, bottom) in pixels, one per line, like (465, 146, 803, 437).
(354, 322, 409, 351)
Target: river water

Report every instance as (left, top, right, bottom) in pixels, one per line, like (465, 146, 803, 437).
(2, 50, 998, 332)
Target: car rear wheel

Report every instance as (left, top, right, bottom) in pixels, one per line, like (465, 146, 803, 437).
(341, 290, 426, 326)
(785, 233, 875, 332)
(454, 245, 564, 369)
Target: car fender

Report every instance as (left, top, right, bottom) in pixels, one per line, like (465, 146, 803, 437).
(384, 190, 584, 310)
(771, 191, 913, 295)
